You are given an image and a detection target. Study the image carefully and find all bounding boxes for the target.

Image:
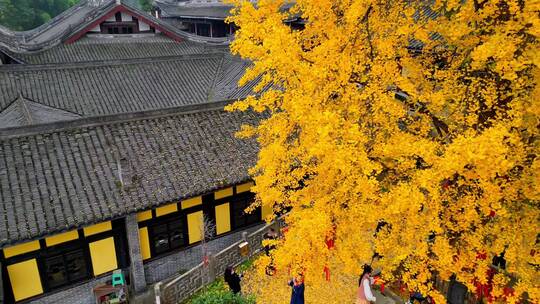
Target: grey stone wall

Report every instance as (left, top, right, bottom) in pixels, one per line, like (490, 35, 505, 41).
(29, 276, 111, 304)
(144, 224, 263, 284)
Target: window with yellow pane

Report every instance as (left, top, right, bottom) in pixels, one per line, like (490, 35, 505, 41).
(1, 219, 128, 302)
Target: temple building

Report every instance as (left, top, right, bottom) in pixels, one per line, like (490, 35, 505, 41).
(154, 0, 304, 38)
(155, 0, 237, 38)
(0, 0, 267, 303)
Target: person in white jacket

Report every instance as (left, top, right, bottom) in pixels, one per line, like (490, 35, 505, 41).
(356, 264, 377, 304)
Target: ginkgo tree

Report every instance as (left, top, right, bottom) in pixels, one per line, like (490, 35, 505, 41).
(226, 0, 539, 303)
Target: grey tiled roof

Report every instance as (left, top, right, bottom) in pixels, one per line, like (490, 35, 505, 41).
(0, 105, 260, 246)
(0, 95, 81, 128)
(8, 35, 227, 64)
(213, 54, 254, 100)
(156, 0, 297, 20)
(0, 53, 254, 123)
(157, 1, 233, 19)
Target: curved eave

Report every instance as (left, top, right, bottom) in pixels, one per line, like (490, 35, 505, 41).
(66, 5, 185, 43)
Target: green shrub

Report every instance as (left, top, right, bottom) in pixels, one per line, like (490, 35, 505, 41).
(190, 280, 255, 304)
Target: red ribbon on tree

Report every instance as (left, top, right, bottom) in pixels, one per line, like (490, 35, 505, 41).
(325, 237, 335, 249)
(373, 276, 385, 293)
(323, 266, 330, 281)
(323, 231, 335, 281)
(503, 287, 514, 297)
(476, 251, 488, 260)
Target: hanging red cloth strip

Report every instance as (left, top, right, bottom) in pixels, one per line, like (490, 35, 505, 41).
(323, 232, 335, 281)
(323, 266, 330, 281)
(373, 276, 385, 293)
(325, 238, 335, 249)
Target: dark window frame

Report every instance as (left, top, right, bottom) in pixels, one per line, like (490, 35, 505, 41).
(195, 23, 211, 37)
(229, 191, 260, 230)
(147, 213, 188, 257)
(209, 186, 260, 230)
(39, 241, 91, 291)
(100, 21, 138, 35)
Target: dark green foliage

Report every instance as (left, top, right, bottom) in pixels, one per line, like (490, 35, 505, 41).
(0, 0, 79, 31)
(189, 280, 256, 304)
(139, 0, 152, 12)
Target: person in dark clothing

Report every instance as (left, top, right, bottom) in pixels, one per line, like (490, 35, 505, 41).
(224, 266, 242, 294)
(407, 292, 427, 303)
(288, 274, 305, 304)
(492, 252, 506, 269)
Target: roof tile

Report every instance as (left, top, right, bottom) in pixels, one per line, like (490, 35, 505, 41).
(0, 108, 259, 246)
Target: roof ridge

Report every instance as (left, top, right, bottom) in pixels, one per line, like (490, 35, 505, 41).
(0, 52, 226, 71)
(0, 94, 23, 113)
(0, 99, 237, 139)
(17, 94, 83, 117)
(0, 93, 84, 128)
(17, 95, 34, 125)
(207, 53, 227, 101)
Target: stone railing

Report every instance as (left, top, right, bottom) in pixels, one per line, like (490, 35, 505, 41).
(156, 219, 285, 304)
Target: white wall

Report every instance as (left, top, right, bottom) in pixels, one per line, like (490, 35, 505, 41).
(89, 25, 101, 32)
(121, 12, 132, 22)
(139, 21, 150, 31)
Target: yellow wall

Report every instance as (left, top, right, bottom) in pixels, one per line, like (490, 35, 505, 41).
(215, 203, 231, 235)
(156, 203, 178, 217)
(83, 221, 112, 237)
(187, 211, 203, 244)
(89, 237, 118, 276)
(45, 230, 79, 247)
(236, 182, 254, 193)
(262, 203, 273, 221)
(7, 259, 43, 301)
(137, 210, 152, 222)
(215, 187, 233, 199)
(3, 240, 40, 258)
(139, 227, 151, 260)
(181, 196, 202, 209)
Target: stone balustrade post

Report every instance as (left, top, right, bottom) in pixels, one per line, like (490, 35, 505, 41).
(208, 253, 217, 283)
(154, 282, 162, 304)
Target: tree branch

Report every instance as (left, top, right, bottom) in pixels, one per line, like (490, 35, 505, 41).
(362, 5, 375, 61)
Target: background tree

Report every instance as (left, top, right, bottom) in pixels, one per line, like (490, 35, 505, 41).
(139, 0, 153, 12)
(0, 0, 79, 31)
(228, 0, 539, 303)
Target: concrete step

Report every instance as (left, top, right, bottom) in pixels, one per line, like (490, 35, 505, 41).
(130, 286, 156, 304)
(374, 290, 400, 304)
